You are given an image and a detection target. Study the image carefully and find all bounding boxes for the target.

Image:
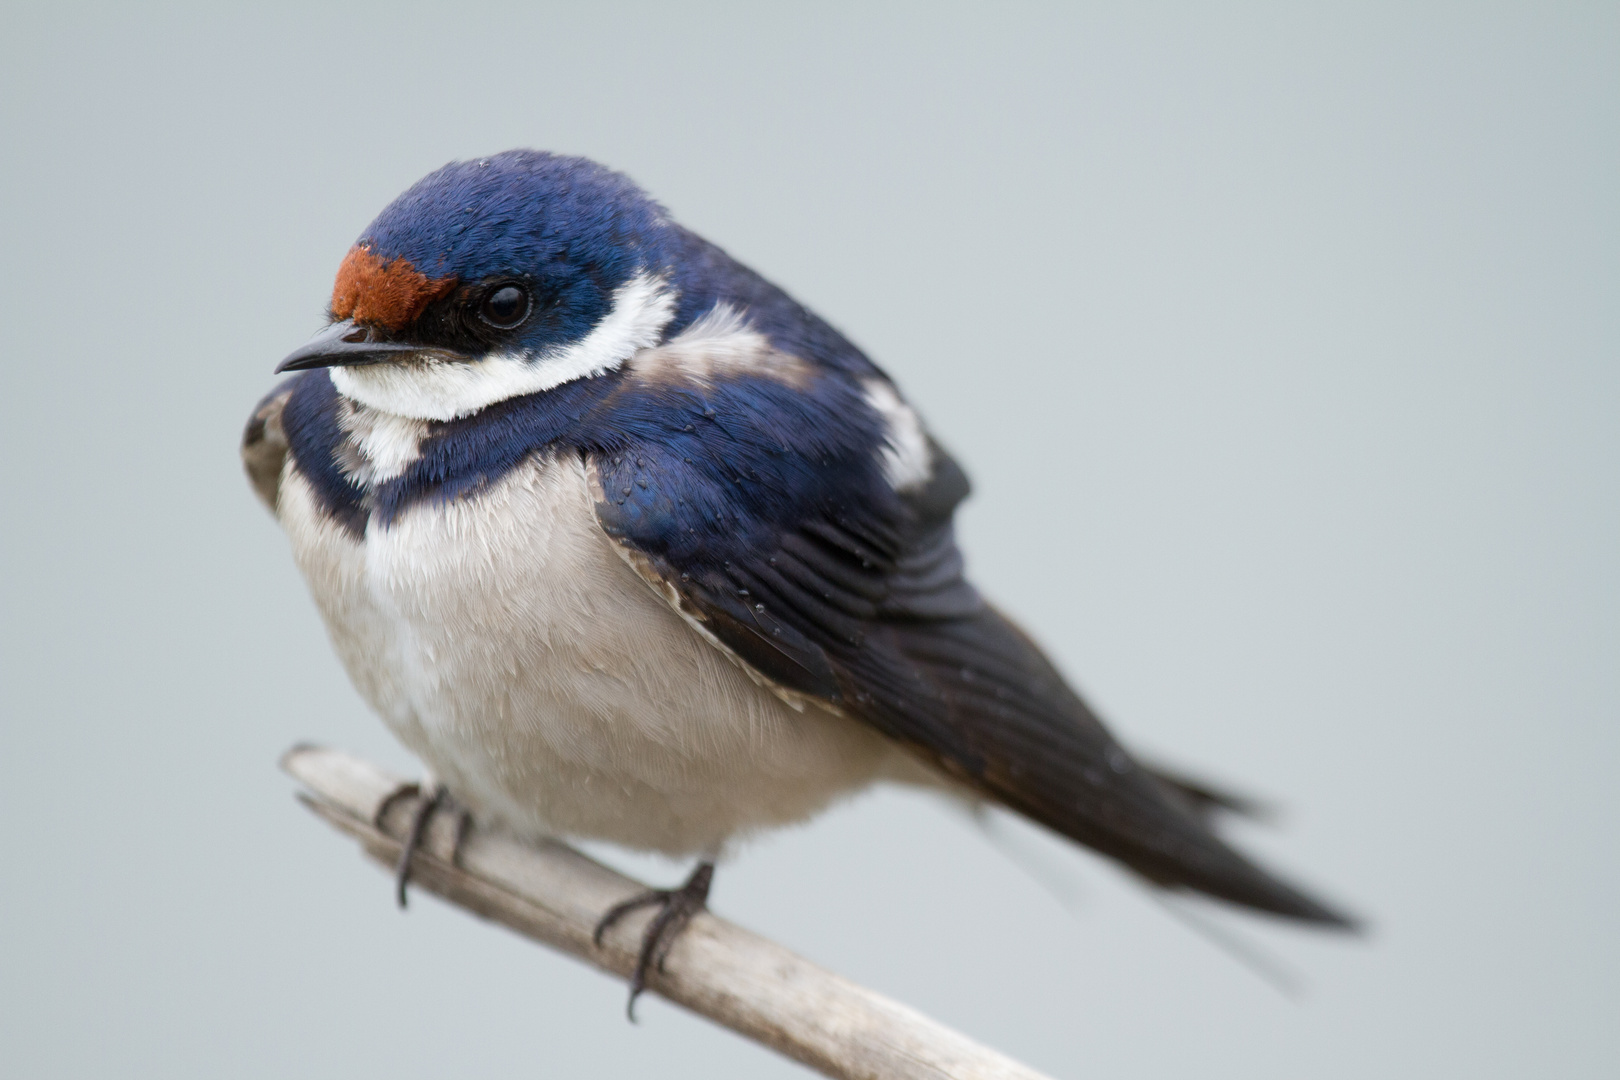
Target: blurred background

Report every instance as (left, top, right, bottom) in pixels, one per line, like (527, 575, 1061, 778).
(2, 4, 1615, 1077)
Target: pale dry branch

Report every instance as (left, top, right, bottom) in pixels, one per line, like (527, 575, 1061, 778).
(283, 745, 1055, 1080)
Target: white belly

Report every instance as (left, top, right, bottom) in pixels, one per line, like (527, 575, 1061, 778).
(276, 452, 897, 855)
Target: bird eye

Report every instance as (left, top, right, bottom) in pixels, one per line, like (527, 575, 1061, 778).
(479, 285, 530, 328)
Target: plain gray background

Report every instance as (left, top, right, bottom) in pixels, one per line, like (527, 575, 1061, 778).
(2, 4, 1615, 1077)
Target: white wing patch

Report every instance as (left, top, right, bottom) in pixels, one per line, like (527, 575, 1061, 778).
(627, 303, 810, 387)
(862, 378, 933, 492)
(331, 271, 676, 421)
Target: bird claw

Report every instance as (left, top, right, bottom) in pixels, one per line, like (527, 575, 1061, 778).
(373, 782, 471, 909)
(593, 861, 715, 1021)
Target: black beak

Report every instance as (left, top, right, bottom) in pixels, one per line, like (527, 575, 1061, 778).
(275, 319, 470, 373)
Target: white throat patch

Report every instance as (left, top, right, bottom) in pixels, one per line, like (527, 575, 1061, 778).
(335, 400, 428, 486)
(330, 271, 676, 421)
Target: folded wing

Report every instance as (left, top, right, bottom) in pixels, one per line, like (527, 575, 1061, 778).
(592, 387, 1353, 928)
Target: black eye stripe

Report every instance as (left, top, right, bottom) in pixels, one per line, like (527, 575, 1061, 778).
(479, 284, 530, 328)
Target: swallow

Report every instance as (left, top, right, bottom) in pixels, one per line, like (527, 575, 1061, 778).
(245, 149, 1354, 1015)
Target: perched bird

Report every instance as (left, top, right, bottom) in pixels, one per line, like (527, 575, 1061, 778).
(245, 149, 1353, 1011)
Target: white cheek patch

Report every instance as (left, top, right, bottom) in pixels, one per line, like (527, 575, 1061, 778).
(627, 304, 811, 387)
(862, 378, 933, 493)
(331, 271, 676, 421)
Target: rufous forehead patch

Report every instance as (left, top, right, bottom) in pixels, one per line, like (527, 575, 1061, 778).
(330, 245, 457, 330)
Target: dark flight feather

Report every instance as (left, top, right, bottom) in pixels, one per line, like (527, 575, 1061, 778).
(258, 149, 1353, 932)
(597, 431, 1355, 929)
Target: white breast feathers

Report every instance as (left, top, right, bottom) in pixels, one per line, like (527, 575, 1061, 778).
(274, 449, 913, 856)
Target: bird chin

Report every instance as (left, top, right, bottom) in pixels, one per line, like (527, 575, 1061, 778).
(327, 353, 541, 421)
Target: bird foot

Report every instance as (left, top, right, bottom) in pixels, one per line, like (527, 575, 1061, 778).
(593, 860, 715, 1021)
(373, 782, 471, 909)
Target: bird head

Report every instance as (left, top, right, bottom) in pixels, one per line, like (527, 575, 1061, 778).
(278, 150, 679, 420)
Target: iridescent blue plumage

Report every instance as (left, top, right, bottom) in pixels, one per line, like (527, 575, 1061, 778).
(249, 150, 1356, 964)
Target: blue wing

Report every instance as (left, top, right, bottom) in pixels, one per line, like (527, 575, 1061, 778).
(591, 366, 1352, 927)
